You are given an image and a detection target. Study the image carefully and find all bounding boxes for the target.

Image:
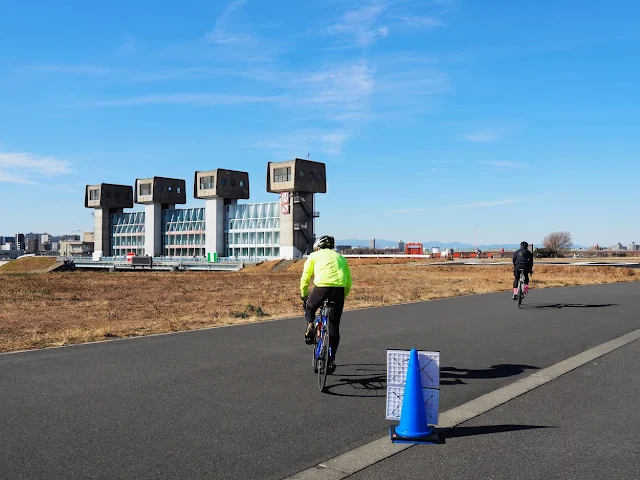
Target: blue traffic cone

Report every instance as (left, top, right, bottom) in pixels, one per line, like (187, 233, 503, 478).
(390, 348, 440, 444)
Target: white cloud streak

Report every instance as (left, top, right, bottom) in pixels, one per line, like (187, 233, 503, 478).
(0, 152, 73, 184)
(326, 4, 389, 46)
(254, 130, 351, 156)
(0, 171, 35, 184)
(302, 63, 375, 116)
(79, 93, 282, 108)
(206, 0, 253, 45)
(401, 16, 446, 29)
(481, 161, 529, 169)
(464, 131, 502, 143)
(387, 195, 554, 213)
(451, 195, 556, 209)
(23, 64, 113, 76)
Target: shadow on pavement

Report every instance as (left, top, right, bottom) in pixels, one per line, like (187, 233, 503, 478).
(325, 363, 540, 394)
(438, 424, 555, 442)
(523, 303, 618, 310)
(441, 364, 539, 384)
(324, 364, 386, 398)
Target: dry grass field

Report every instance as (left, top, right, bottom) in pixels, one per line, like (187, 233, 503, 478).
(1, 259, 638, 353)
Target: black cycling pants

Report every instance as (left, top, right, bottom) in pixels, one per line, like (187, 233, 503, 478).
(513, 267, 530, 288)
(305, 286, 345, 361)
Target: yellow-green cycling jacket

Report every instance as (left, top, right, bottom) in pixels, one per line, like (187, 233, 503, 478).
(300, 249, 352, 298)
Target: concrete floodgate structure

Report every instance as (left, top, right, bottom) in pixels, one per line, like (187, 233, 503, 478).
(85, 183, 134, 260)
(83, 159, 326, 267)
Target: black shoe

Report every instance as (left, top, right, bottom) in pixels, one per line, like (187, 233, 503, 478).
(513, 294, 518, 301)
(304, 322, 315, 345)
(327, 361, 336, 375)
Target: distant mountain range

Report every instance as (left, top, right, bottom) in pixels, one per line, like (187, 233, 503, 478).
(336, 239, 585, 250)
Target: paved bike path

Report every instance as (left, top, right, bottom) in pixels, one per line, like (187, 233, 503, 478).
(0, 282, 638, 479)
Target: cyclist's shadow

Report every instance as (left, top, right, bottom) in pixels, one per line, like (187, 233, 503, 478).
(322, 363, 540, 395)
(323, 363, 387, 398)
(521, 303, 617, 310)
(441, 364, 539, 384)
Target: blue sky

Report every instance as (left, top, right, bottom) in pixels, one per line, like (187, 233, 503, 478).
(1, 0, 638, 246)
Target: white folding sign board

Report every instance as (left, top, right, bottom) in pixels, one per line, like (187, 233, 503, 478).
(386, 386, 440, 423)
(387, 350, 440, 389)
(386, 349, 441, 424)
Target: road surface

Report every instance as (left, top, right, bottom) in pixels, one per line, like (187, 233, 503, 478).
(1, 282, 638, 479)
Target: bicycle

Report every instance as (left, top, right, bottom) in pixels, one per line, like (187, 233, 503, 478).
(515, 268, 532, 309)
(304, 299, 334, 392)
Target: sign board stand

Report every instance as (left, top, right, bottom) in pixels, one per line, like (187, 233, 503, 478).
(387, 348, 441, 444)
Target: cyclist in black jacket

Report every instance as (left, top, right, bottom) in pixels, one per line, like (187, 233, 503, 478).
(513, 241, 534, 300)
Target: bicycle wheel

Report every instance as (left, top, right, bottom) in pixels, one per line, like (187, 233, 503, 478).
(311, 325, 318, 372)
(517, 278, 523, 309)
(317, 322, 330, 392)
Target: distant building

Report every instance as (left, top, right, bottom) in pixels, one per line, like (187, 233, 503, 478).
(406, 243, 424, 255)
(15, 233, 25, 250)
(39, 234, 52, 252)
(60, 234, 81, 242)
(1, 243, 14, 251)
(629, 242, 638, 251)
(25, 238, 40, 254)
(336, 245, 352, 253)
(60, 240, 93, 257)
(398, 240, 405, 251)
(369, 238, 376, 249)
(83, 232, 95, 244)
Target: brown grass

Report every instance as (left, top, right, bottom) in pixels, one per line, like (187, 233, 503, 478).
(1, 261, 638, 353)
(0, 257, 60, 274)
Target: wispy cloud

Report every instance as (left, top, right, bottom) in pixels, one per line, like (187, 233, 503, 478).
(460, 122, 522, 143)
(451, 195, 552, 209)
(387, 195, 554, 213)
(401, 16, 446, 29)
(431, 0, 460, 13)
(206, 0, 253, 45)
(326, 4, 389, 46)
(481, 161, 529, 169)
(51, 184, 84, 193)
(464, 131, 502, 143)
(0, 171, 35, 184)
(320, 132, 351, 155)
(387, 207, 429, 213)
(117, 33, 141, 56)
(23, 64, 113, 76)
(301, 62, 375, 118)
(376, 67, 450, 97)
(253, 130, 351, 156)
(0, 152, 73, 184)
(78, 93, 282, 108)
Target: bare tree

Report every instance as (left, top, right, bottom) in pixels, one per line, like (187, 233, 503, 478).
(543, 231, 573, 258)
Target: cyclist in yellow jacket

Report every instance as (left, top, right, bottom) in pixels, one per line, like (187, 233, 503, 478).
(301, 235, 352, 374)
